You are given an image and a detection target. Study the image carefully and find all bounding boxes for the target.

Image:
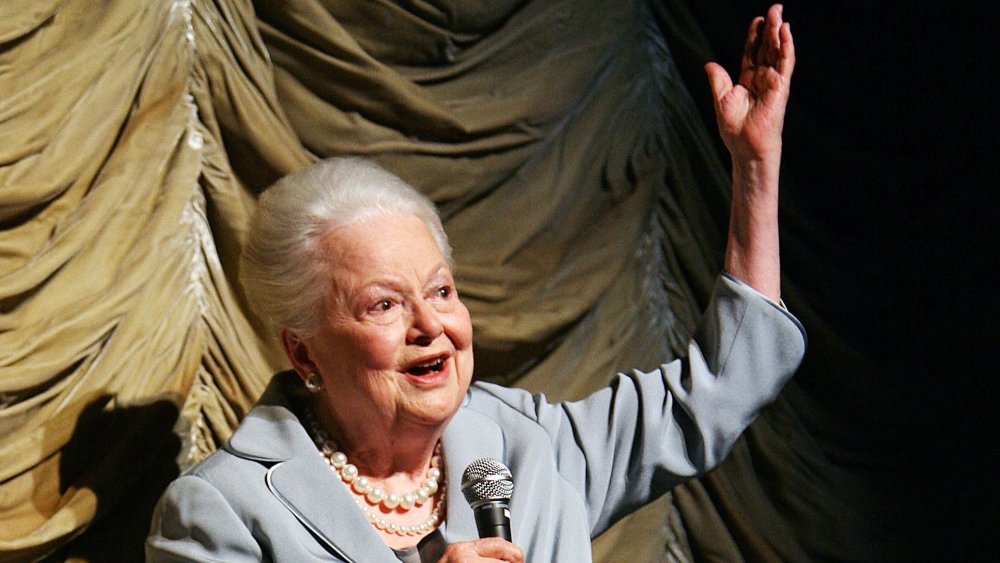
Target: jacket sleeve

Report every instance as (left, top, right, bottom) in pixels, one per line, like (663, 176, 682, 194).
(517, 274, 806, 536)
(146, 474, 264, 563)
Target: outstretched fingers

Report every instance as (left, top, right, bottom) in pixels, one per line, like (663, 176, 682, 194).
(742, 5, 791, 73)
(763, 4, 784, 67)
(741, 16, 765, 74)
(777, 20, 795, 77)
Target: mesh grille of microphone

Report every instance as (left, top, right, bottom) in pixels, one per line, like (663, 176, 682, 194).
(461, 458, 513, 506)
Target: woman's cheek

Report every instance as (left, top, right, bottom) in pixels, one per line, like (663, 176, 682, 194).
(455, 303, 474, 349)
(364, 327, 408, 369)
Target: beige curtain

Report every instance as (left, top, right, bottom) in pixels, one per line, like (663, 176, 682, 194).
(1, 1, 306, 559)
(0, 1, 860, 561)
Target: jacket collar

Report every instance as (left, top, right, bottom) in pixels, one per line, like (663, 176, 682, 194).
(224, 370, 313, 461)
(439, 405, 507, 543)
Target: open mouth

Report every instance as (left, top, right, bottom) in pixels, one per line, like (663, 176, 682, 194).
(406, 357, 446, 377)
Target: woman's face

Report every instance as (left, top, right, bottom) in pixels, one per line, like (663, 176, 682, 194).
(289, 213, 474, 438)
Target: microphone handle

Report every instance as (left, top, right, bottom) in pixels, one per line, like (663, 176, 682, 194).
(473, 501, 511, 541)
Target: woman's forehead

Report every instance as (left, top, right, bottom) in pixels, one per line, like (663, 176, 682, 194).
(321, 214, 449, 284)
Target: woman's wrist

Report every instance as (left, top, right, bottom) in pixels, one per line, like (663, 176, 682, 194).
(731, 148, 781, 195)
(724, 155, 782, 302)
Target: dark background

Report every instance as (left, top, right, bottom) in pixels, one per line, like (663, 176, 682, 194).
(670, 1, 994, 558)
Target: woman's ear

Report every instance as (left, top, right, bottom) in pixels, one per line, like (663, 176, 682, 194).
(281, 328, 315, 383)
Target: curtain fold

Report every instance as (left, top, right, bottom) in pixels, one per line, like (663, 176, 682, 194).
(1, 1, 306, 559)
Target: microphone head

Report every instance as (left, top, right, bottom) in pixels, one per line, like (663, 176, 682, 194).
(461, 458, 514, 509)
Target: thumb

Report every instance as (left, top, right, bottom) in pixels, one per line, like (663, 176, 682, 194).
(704, 62, 732, 107)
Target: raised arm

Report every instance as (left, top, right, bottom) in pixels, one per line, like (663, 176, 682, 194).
(705, 4, 795, 302)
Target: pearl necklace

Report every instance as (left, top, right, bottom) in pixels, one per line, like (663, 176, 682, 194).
(305, 410, 446, 536)
(352, 480, 446, 536)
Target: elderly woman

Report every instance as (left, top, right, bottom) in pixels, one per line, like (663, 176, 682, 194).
(147, 5, 801, 562)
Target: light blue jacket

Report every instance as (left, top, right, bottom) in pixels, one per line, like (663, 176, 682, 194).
(146, 275, 806, 562)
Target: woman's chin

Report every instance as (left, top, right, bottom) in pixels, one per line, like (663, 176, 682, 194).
(398, 387, 464, 426)
(400, 399, 461, 430)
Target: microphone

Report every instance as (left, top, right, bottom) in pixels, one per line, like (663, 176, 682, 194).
(461, 458, 514, 541)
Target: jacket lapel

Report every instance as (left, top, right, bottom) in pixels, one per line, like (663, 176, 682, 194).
(267, 456, 398, 562)
(225, 372, 397, 562)
(440, 406, 509, 543)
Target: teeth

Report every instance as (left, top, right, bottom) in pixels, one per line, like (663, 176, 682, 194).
(407, 358, 444, 376)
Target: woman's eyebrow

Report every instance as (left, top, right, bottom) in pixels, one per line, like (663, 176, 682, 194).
(424, 262, 451, 282)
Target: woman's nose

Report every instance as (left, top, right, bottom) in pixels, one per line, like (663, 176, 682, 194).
(407, 300, 444, 345)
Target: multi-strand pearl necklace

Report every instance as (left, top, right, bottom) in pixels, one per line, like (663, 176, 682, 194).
(305, 410, 445, 536)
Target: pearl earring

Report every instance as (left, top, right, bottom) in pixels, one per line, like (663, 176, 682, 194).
(304, 371, 322, 392)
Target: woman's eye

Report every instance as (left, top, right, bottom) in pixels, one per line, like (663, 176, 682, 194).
(435, 286, 452, 299)
(373, 299, 394, 312)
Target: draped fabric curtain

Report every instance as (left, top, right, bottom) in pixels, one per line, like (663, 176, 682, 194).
(0, 1, 927, 561)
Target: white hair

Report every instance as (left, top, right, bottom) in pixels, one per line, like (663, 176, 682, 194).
(239, 157, 452, 337)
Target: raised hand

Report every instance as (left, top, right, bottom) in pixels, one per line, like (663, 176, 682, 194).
(705, 4, 795, 165)
(707, 4, 795, 303)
